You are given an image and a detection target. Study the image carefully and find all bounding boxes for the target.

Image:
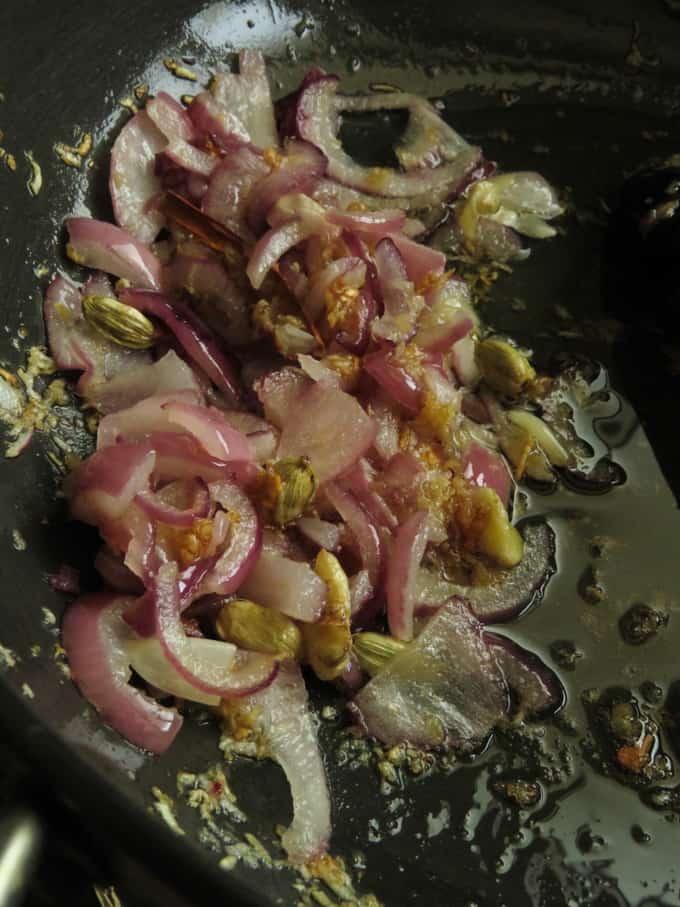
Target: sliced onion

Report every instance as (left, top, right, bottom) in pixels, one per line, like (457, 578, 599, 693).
(332, 89, 469, 171)
(240, 532, 326, 622)
(135, 478, 210, 527)
(97, 390, 203, 448)
(216, 410, 279, 462)
(387, 233, 445, 286)
(149, 560, 277, 696)
(486, 633, 565, 719)
(277, 379, 377, 483)
(462, 441, 513, 507)
(44, 274, 150, 393)
(119, 289, 241, 401)
(67, 443, 155, 527)
(339, 459, 398, 532)
(414, 278, 476, 353)
(162, 400, 253, 462)
(126, 636, 220, 706)
(150, 432, 258, 486)
(188, 90, 251, 149)
(415, 521, 556, 623)
(66, 218, 162, 290)
(246, 140, 327, 234)
(369, 394, 401, 461)
(197, 481, 263, 597)
(296, 516, 343, 552)
(381, 452, 425, 503)
(109, 111, 166, 244)
(157, 139, 218, 178)
(293, 75, 482, 199)
(202, 147, 269, 240)
(255, 366, 311, 429)
(302, 256, 366, 323)
(451, 334, 480, 387)
(297, 354, 340, 385)
(325, 482, 382, 587)
(372, 238, 423, 343)
(86, 350, 202, 414)
(385, 510, 429, 641)
(212, 49, 277, 149)
(146, 92, 196, 142)
(246, 219, 316, 290)
(61, 593, 182, 754)
(241, 662, 331, 863)
(326, 207, 406, 238)
(363, 348, 422, 413)
(352, 598, 508, 751)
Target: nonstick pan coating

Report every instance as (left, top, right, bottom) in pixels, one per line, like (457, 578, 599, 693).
(1, 2, 680, 904)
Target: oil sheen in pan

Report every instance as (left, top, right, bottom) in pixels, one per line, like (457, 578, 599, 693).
(1, 2, 680, 905)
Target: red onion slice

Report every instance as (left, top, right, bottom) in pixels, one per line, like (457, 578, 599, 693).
(240, 662, 331, 863)
(212, 49, 277, 150)
(196, 481, 263, 597)
(146, 91, 196, 142)
(486, 633, 565, 719)
(325, 482, 382, 587)
(97, 390, 203, 448)
(119, 289, 241, 401)
(202, 147, 269, 240)
(157, 139, 218, 178)
(296, 516, 343, 552)
(293, 75, 482, 198)
(240, 531, 326, 622)
(61, 593, 183, 754)
(330, 89, 469, 171)
(363, 348, 422, 413)
(162, 400, 253, 462)
(414, 278, 476, 354)
(66, 218, 162, 290)
(353, 598, 508, 751)
(86, 350, 202, 414)
(255, 367, 311, 429)
(135, 478, 210, 527)
(44, 275, 150, 393)
(188, 90, 251, 149)
(387, 233, 445, 286)
(451, 334, 481, 387)
(109, 111, 166, 244)
(326, 207, 406, 237)
(277, 379, 377, 483)
(415, 521, 556, 623)
(150, 432, 258, 486)
(150, 560, 277, 696)
(372, 238, 423, 343)
(67, 443, 155, 527)
(339, 459, 398, 532)
(386, 510, 429, 641)
(126, 636, 220, 706)
(462, 441, 513, 507)
(303, 256, 366, 323)
(246, 140, 327, 234)
(246, 220, 316, 290)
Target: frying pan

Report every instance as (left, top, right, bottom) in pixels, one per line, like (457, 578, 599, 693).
(1, 1, 680, 904)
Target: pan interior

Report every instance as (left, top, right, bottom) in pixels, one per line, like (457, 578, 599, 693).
(0, 1, 679, 904)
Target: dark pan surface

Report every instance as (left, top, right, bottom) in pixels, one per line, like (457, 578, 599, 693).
(1, 1, 680, 904)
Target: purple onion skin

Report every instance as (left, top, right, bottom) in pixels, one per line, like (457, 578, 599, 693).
(486, 633, 566, 719)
